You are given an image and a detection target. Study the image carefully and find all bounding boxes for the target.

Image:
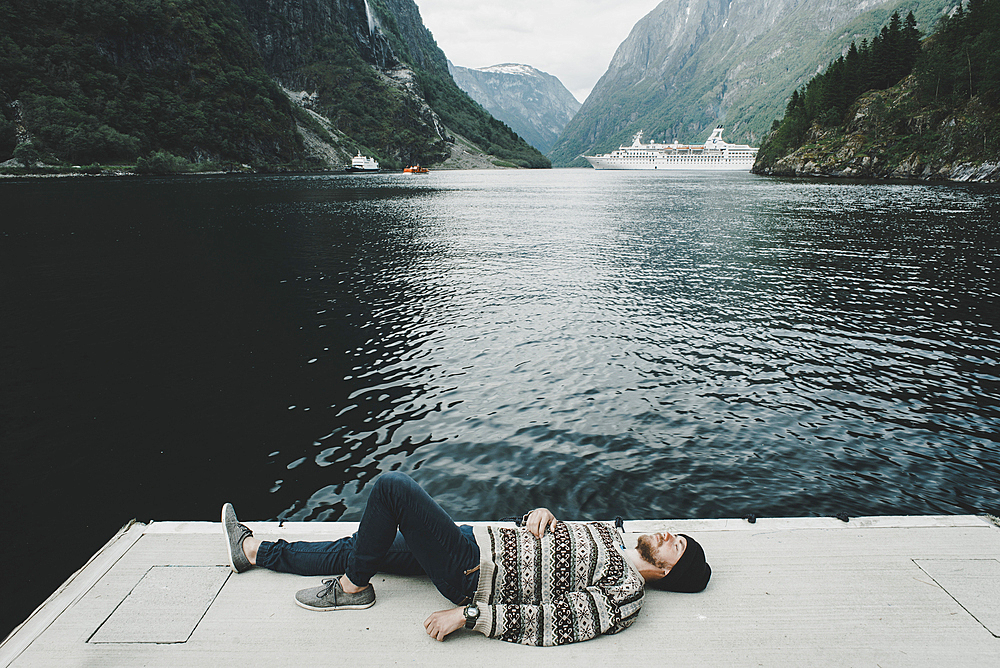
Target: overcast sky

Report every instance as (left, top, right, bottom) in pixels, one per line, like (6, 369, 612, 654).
(413, 0, 663, 103)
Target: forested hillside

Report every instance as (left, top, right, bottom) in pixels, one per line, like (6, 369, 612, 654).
(755, 11, 923, 165)
(754, 0, 1000, 180)
(0, 0, 548, 172)
(0, 0, 301, 168)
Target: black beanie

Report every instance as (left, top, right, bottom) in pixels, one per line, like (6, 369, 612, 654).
(647, 534, 711, 593)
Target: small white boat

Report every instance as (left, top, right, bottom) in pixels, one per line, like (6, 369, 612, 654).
(348, 152, 380, 172)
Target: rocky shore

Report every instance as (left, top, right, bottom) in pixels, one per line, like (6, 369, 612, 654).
(757, 151, 1000, 182)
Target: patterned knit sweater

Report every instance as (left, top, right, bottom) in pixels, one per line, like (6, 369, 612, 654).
(470, 521, 645, 646)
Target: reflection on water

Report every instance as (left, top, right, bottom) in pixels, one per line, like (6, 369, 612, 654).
(1, 170, 999, 633)
(206, 171, 999, 523)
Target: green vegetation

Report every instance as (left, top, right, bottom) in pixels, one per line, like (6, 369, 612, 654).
(0, 0, 302, 168)
(136, 149, 227, 173)
(913, 0, 1000, 104)
(756, 0, 1000, 173)
(758, 11, 922, 165)
(295, 28, 448, 167)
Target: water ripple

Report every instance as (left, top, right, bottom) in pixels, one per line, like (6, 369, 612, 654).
(254, 172, 1000, 522)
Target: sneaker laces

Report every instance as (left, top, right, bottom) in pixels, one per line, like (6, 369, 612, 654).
(317, 578, 340, 599)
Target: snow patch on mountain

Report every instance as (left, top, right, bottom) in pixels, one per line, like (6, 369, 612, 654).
(477, 63, 542, 77)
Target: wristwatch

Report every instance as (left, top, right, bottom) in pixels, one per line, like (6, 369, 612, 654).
(463, 602, 480, 629)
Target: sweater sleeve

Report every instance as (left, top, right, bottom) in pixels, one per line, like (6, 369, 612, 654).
(470, 522, 645, 646)
(474, 583, 642, 646)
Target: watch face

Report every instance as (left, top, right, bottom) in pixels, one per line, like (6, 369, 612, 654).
(465, 603, 480, 628)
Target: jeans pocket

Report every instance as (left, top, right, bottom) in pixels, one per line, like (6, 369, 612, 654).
(460, 569, 481, 605)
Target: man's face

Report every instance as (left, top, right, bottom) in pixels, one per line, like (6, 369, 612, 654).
(636, 532, 687, 570)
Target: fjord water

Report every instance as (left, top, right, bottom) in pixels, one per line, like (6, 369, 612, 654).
(1, 170, 998, 635)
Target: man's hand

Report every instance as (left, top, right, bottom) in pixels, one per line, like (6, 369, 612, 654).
(525, 507, 558, 538)
(424, 606, 466, 641)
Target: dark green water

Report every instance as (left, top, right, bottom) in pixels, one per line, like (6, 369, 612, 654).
(1, 169, 998, 636)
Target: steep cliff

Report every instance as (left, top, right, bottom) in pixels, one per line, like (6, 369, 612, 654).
(549, 0, 955, 166)
(0, 0, 303, 167)
(229, 0, 450, 166)
(449, 63, 581, 154)
(0, 0, 547, 170)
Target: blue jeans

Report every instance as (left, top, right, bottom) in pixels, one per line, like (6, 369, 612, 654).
(256, 472, 481, 605)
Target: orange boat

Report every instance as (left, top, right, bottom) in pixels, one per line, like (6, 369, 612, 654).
(403, 165, 428, 173)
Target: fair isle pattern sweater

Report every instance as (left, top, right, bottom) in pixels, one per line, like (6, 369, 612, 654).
(471, 521, 645, 646)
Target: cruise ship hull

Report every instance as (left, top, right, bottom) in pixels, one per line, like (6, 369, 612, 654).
(584, 156, 755, 171)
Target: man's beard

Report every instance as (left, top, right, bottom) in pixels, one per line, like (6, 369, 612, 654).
(636, 534, 667, 568)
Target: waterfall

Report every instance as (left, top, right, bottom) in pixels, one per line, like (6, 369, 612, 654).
(364, 0, 375, 35)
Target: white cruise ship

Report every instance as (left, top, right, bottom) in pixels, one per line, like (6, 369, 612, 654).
(583, 127, 758, 171)
(348, 152, 380, 172)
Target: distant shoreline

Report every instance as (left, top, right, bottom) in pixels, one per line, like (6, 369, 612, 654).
(3, 167, 998, 184)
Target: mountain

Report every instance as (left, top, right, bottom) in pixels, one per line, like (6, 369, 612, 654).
(448, 62, 581, 154)
(0, 0, 549, 171)
(548, 0, 956, 167)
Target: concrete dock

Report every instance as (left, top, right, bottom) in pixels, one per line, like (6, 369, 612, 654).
(2, 515, 998, 667)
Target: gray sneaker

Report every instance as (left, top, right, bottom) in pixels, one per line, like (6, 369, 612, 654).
(295, 577, 376, 611)
(221, 503, 253, 573)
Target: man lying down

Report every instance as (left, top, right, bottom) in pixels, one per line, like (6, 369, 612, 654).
(222, 472, 711, 646)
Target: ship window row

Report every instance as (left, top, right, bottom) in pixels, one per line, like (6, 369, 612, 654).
(619, 154, 753, 159)
(619, 156, 747, 161)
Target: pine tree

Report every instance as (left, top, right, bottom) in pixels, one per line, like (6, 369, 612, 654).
(902, 12, 921, 74)
(887, 12, 904, 84)
(844, 41, 862, 101)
